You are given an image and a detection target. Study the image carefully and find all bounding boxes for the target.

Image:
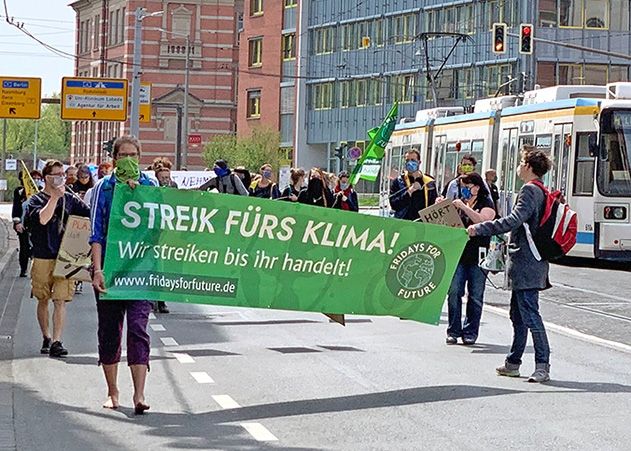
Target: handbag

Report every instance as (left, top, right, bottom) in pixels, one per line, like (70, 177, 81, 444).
(479, 234, 507, 274)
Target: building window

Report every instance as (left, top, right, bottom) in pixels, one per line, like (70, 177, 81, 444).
(247, 90, 261, 118)
(393, 13, 416, 43)
(314, 83, 333, 110)
(341, 23, 354, 51)
(119, 7, 126, 43)
(315, 27, 334, 54)
(559, 64, 583, 84)
(585, 0, 609, 28)
(373, 18, 384, 46)
(536, 61, 557, 87)
(610, 65, 629, 82)
(340, 80, 351, 107)
(355, 79, 367, 106)
(560, 0, 584, 27)
(487, 0, 515, 28)
(282, 33, 296, 60)
(251, 0, 263, 16)
(368, 79, 383, 105)
(284, 0, 297, 7)
(393, 74, 415, 103)
(539, 0, 558, 27)
(248, 37, 262, 67)
(94, 15, 100, 50)
(611, 0, 629, 30)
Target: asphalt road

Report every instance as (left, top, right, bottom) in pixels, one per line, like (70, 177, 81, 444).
(1, 203, 631, 450)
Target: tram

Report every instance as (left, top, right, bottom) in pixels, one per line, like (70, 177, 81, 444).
(384, 83, 631, 261)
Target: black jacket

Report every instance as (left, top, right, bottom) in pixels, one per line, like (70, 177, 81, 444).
(11, 186, 26, 222)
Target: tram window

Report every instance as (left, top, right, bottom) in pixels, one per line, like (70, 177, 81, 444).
(519, 135, 534, 147)
(573, 132, 596, 196)
(535, 134, 553, 151)
(471, 139, 484, 168)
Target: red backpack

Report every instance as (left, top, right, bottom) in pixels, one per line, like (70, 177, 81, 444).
(524, 180, 578, 261)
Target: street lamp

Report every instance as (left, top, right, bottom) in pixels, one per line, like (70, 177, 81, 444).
(130, 8, 163, 139)
(159, 28, 191, 169)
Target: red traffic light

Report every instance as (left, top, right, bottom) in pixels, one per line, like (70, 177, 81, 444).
(522, 25, 531, 36)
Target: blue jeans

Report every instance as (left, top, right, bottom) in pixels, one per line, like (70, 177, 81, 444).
(447, 262, 487, 340)
(506, 289, 550, 365)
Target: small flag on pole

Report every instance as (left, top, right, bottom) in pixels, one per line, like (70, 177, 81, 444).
(20, 160, 38, 198)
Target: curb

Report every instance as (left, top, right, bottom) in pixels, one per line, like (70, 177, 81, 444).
(0, 219, 17, 279)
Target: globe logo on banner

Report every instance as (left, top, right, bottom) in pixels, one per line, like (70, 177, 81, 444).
(347, 146, 362, 160)
(386, 242, 446, 301)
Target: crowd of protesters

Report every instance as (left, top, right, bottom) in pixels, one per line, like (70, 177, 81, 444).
(9, 136, 556, 417)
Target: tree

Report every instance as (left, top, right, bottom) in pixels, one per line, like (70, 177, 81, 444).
(3, 94, 71, 160)
(202, 127, 284, 173)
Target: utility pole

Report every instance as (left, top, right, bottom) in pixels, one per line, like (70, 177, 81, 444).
(130, 8, 163, 139)
(33, 120, 39, 170)
(182, 34, 190, 169)
(1, 119, 6, 179)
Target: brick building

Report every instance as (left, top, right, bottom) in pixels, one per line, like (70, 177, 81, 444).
(236, 0, 299, 160)
(70, 0, 243, 168)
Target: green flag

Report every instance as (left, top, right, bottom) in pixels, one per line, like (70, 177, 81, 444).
(350, 102, 398, 185)
(102, 185, 467, 325)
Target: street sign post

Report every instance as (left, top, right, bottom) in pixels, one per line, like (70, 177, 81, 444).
(0, 76, 42, 119)
(139, 82, 151, 123)
(61, 77, 128, 121)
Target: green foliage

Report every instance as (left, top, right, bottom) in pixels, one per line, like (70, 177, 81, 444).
(202, 127, 284, 172)
(3, 97, 71, 160)
(1, 172, 19, 202)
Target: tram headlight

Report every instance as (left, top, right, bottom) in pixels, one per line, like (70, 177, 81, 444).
(604, 206, 627, 220)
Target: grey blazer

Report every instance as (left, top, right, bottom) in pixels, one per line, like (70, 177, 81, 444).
(473, 181, 551, 291)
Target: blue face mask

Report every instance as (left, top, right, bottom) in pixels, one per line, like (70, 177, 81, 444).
(214, 167, 229, 178)
(405, 160, 419, 172)
(461, 186, 472, 200)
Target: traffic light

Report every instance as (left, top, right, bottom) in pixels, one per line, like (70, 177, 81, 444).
(335, 142, 348, 160)
(102, 138, 115, 157)
(492, 23, 507, 54)
(519, 23, 533, 54)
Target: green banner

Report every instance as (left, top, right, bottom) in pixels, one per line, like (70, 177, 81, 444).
(102, 185, 467, 325)
(350, 102, 398, 185)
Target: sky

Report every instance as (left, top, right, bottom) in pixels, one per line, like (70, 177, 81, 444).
(0, 0, 76, 97)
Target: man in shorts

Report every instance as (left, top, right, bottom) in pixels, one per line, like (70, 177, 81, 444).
(24, 160, 90, 357)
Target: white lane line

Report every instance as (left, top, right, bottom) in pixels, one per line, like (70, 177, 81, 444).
(149, 313, 156, 320)
(160, 337, 179, 346)
(190, 371, 214, 384)
(171, 352, 195, 364)
(212, 395, 240, 409)
(554, 282, 631, 304)
(484, 305, 631, 354)
(150, 324, 166, 331)
(241, 423, 278, 442)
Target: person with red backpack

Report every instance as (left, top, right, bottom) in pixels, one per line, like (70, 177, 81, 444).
(467, 145, 555, 383)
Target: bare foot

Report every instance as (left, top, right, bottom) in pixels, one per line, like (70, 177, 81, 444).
(103, 390, 119, 409)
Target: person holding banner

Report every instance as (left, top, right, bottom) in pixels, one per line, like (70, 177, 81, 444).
(446, 172, 496, 345)
(90, 136, 156, 413)
(389, 149, 437, 220)
(12, 169, 43, 277)
(298, 168, 334, 207)
(199, 159, 249, 196)
(251, 164, 281, 199)
(332, 171, 359, 212)
(280, 167, 305, 202)
(468, 146, 553, 383)
(24, 160, 90, 357)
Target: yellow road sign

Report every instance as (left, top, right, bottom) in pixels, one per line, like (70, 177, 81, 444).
(139, 82, 151, 123)
(0, 76, 41, 119)
(61, 77, 128, 121)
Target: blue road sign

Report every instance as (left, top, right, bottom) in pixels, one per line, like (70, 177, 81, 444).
(2, 80, 29, 89)
(65, 80, 126, 89)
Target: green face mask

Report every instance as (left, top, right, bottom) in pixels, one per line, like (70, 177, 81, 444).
(460, 164, 474, 175)
(115, 156, 140, 183)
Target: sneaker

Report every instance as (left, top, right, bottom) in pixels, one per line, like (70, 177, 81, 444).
(446, 336, 458, 345)
(528, 364, 550, 383)
(49, 341, 68, 357)
(462, 337, 476, 345)
(19, 272, 28, 278)
(496, 360, 520, 377)
(40, 337, 52, 354)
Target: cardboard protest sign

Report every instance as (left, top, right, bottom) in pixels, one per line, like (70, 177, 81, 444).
(418, 199, 464, 228)
(53, 215, 92, 282)
(102, 185, 468, 325)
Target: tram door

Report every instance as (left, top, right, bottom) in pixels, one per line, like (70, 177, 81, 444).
(499, 127, 518, 216)
(552, 123, 573, 196)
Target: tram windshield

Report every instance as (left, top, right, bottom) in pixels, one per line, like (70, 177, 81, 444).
(598, 109, 631, 196)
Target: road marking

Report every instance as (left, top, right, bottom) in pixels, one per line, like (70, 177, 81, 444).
(241, 423, 278, 442)
(212, 395, 240, 409)
(554, 282, 631, 304)
(190, 371, 214, 384)
(569, 302, 631, 306)
(171, 352, 195, 364)
(160, 337, 178, 346)
(149, 313, 156, 320)
(150, 324, 166, 331)
(485, 305, 631, 354)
